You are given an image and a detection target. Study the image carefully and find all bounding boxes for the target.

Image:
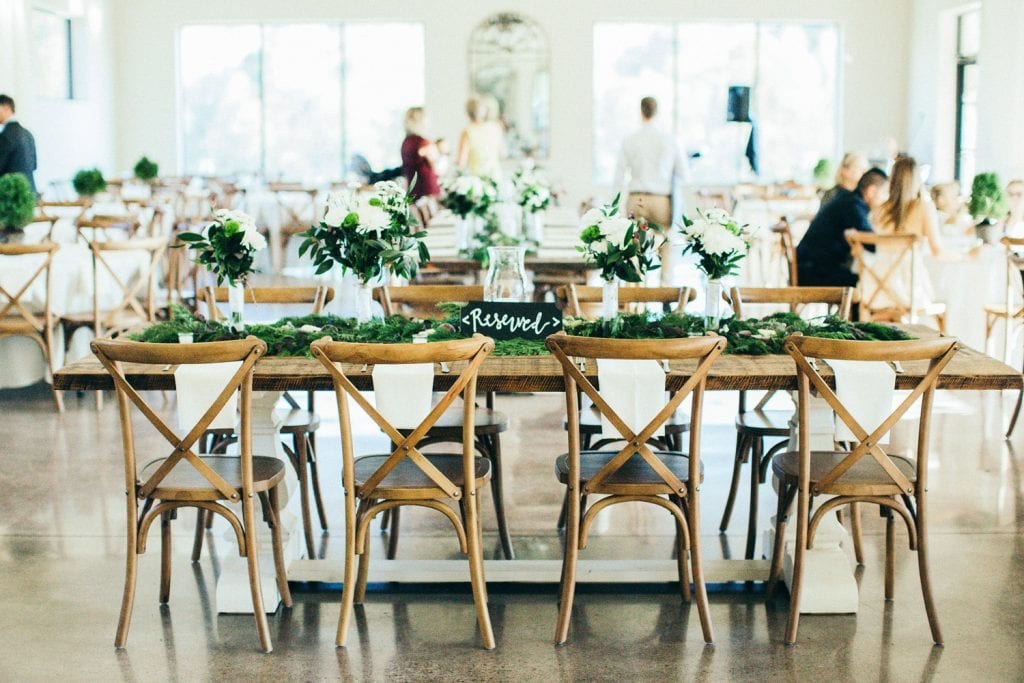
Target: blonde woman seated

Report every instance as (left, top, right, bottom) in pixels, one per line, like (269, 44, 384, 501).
(865, 157, 974, 320)
(1005, 179, 1024, 239)
(456, 95, 504, 180)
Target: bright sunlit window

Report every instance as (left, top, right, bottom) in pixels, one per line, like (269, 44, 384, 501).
(593, 21, 840, 185)
(178, 22, 425, 180)
(32, 9, 75, 100)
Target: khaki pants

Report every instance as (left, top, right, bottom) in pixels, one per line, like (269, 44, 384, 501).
(626, 193, 675, 285)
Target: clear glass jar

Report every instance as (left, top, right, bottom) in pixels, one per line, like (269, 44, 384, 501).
(228, 282, 246, 331)
(601, 277, 619, 320)
(484, 246, 528, 302)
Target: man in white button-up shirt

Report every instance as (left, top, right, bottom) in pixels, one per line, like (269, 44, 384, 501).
(613, 97, 687, 284)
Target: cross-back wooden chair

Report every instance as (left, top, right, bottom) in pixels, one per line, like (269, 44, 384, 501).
(374, 284, 513, 559)
(718, 286, 856, 561)
(771, 219, 798, 286)
(311, 334, 497, 649)
(268, 183, 318, 271)
(61, 235, 167, 408)
(0, 242, 63, 411)
(985, 237, 1024, 437)
(38, 197, 91, 223)
(197, 285, 334, 559)
(76, 214, 141, 243)
(768, 333, 958, 645)
(92, 337, 291, 653)
(556, 284, 696, 319)
(547, 333, 726, 645)
(846, 230, 946, 331)
(23, 214, 60, 242)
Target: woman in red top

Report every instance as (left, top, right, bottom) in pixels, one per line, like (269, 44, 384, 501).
(401, 107, 441, 201)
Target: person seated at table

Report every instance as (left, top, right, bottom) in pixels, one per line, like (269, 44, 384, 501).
(819, 151, 869, 207)
(796, 167, 888, 287)
(400, 106, 442, 201)
(1005, 179, 1024, 238)
(930, 181, 973, 238)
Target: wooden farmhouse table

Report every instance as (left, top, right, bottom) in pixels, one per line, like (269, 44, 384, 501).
(53, 326, 1022, 615)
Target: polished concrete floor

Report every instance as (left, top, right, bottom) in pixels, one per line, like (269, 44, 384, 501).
(2, 379, 1023, 681)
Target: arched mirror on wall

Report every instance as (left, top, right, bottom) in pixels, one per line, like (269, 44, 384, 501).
(468, 13, 550, 159)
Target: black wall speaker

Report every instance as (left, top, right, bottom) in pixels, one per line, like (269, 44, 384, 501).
(727, 85, 751, 123)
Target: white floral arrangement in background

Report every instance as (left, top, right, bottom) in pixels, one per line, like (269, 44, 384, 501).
(680, 208, 752, 280)
(441, 174, 498, 219)
(178, 209, 267, 285)
(512, 167, 552, 214)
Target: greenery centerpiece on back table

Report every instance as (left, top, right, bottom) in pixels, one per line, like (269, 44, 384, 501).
(300, 181, 429, 322)
(0, 172, 37, 242)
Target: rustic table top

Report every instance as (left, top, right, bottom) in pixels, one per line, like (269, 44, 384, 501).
(53, 326, 1021, 393)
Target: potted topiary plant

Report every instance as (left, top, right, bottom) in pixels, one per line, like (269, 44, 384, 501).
(812, 158, 834, 191)
(0, 173, 37, 243)
(969, 171, 1008, 244)
(133, 156, 159, 182)
(73, 168, 107, 198)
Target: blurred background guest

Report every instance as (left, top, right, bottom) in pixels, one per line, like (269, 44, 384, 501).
(400, 107, 441, 201)
(819, 151, 869, 206)
(1005, 179, 1024, 238)
(930, 181, 972, 237)
(0, 94, 38, 194)
(456, 95, 504, 179)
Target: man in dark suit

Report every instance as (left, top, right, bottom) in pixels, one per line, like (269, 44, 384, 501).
(0, 95, 38, 194)
(796, 167, 889, 287)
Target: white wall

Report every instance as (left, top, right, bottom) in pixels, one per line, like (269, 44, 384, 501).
(108, 0, 912, 205)
(0, 0, 116, 192)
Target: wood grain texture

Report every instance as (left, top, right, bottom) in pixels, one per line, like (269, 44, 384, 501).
(54, 326, 1022, 392)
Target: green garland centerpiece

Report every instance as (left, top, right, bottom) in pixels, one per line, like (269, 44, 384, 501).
(177, 209, 267, 330)
(578, 194, 663, 320)
(0, 172, 37, 243)
(442, 174, 498, 251)
(300, 181, 430, 323)
(680, 208, 753, 330)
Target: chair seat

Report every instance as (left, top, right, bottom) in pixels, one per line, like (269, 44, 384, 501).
(555, 450, 701, 493)
(772, 450, 917, 496)
(0, 318, 43, 334)
(139, 455, 285, 501)
(353, 453, 490, 497)
(567, 405, 690, 435)
(735, 409, 792, 436)
(398, 407, 508, 437)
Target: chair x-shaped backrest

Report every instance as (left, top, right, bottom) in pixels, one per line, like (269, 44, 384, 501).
(846, 232, 918, 315)
(784, 335, 958, 494)
(547, 335, 725, 495)
(0, 244, 58, 334)
(271, 186, 318, 229)
(312, 336, 494, 500)
(93, 338, 265, 501)
(88, 235, 167, 332)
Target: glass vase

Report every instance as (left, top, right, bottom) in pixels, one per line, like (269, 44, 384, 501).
(228, 282, 246, 331)
(455, 214, 480, 252)
(601, 278, 619, 320)
(484, 246, 528, 302)
(526, 210, 545, 243)
(704, 277, 724, 331)
(355, 281, 375, 323)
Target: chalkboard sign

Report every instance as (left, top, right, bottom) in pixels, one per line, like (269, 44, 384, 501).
(459, 301, 563, 341)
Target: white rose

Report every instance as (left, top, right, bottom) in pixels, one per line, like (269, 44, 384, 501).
(356, 200, 390, 234)
(685, 218, 711, 239)
(700, 225, 746, 256)
(374, 180, 404, 197)
(704, 208, 730, 224)
(579, 208, 604, 229)
(601, 216, 633, 247)
(323, 192, 350, 227)
(239, 222, 267, 251)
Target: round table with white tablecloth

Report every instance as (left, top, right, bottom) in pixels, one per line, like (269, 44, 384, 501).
(927, 243, 1009, 353)
(0, 243, 153, 389)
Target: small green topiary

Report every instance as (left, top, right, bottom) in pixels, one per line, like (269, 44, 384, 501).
(968, 171, 1008, 223)
(133, 156, 159, 181)
(73, 168, 107, 197)
(812, 158, 835, 189)
(0, 172, 37, 233)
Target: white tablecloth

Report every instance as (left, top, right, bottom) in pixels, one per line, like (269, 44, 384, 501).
(929, 244, 1006, 352)
(0, 244, 153, 389)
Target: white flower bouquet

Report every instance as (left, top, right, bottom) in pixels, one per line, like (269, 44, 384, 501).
(680, 208, 752, 280)
(578, 194, 662, 283)
(178, 209, 267, 286)
(441, 174, 498, 219)
(512, 168, 552, 214)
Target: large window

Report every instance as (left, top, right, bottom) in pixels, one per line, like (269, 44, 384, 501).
(32, 9, 75, 100)
(593, 22, 840, 185)
(954, 8, 980, 184)
(178, 22, 425, 180)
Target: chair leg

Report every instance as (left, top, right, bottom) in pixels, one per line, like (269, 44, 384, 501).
(688, 490, 714, 644)
(744, 437, 764, 560)
(884, 509, 895, 601)
(159, 511, 172, 604)
(242, 492, 273, 653)
(115, 512, 140, 648)
(380, 508, 391, 532)
(205, 506, 215, 529)
(336, 485, 359, 648)
(1007, 387, 1024, 439)
(556, 491, 568, 531)
(292, 434, 316, 558)
(849, 502, 865, 566)
(386, 506, 401, 560)
(265, 488, 292, 608)
(671, 494, 691, 602)
(464, 484, 495, 649)
(915, 494, 944, 645)
(720, 432, 748, 532)
(486, 434, 515, 560)
(191, 508, 206, 562)
(306, 436, 329, 531)
(555, 487, 581, 645)
(355, 500, 373, 604)
(767, 483, 796, 598)
(784, 483, 810, 645)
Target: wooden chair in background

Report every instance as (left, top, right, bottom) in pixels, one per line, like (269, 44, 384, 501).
(311, 335, 497, 649)
(268, 183, 319, 272)
(718, 286, 856, 561)
(92, 337, 291, 652)
(547, 333, 725, 645)
(983, 237, 1024, 436)
(198, 285, 334, 559)
(0, 242, 63, 411)
(556, 284, 695, 318)
(771, 219, 798, 286)
(846, 231, 946, 330)
(768, 334, 957, 645)
(375, 284, 514, 559)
